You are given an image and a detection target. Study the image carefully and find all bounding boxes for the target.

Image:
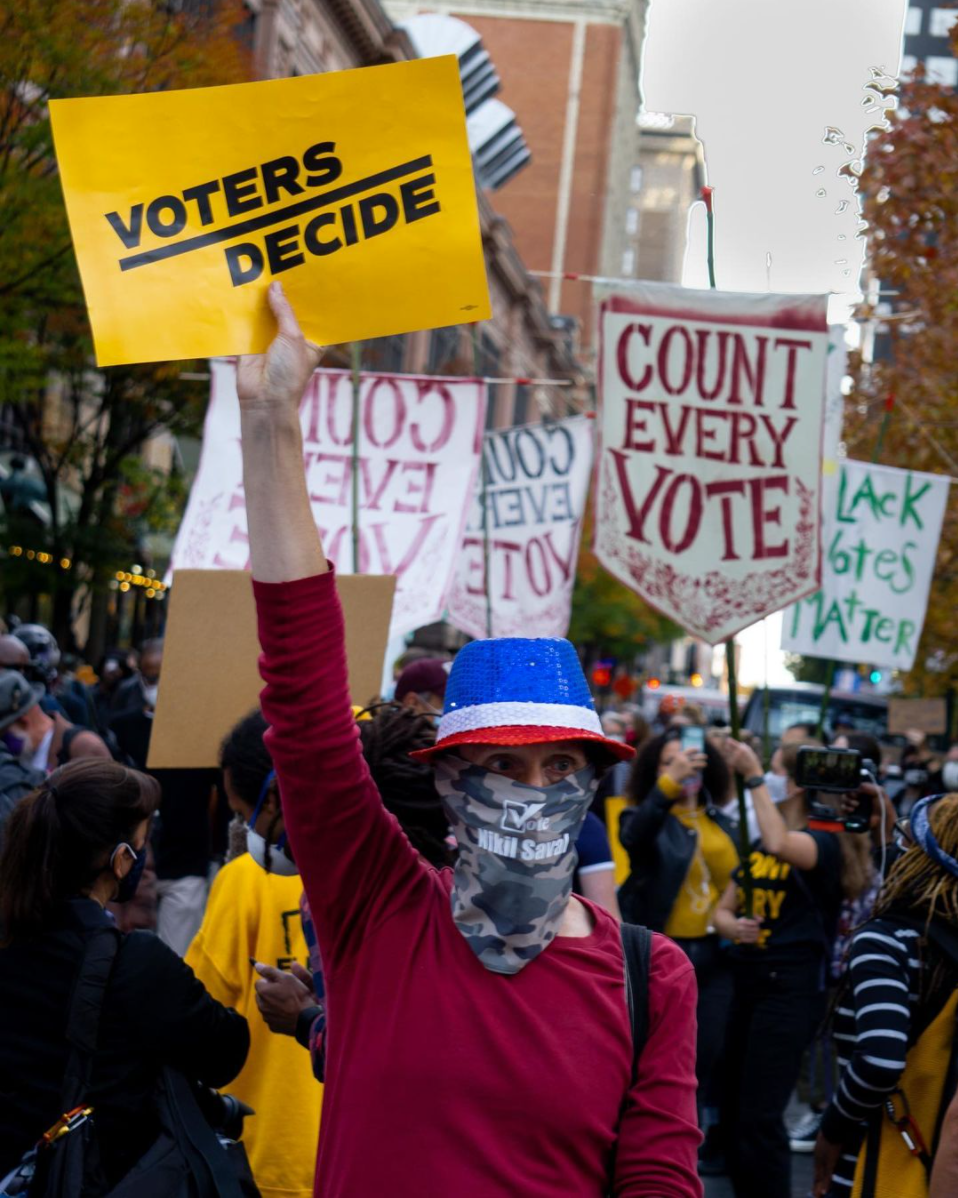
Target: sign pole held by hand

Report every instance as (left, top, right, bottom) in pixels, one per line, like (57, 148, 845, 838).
(471, 325, 494, 638)
(351, 341, 362, 573)
(703, 184, 754, 912)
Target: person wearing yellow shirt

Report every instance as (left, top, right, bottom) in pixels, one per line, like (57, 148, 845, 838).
(186, 710, 322, 1198)
(618, 729, 739, 1140)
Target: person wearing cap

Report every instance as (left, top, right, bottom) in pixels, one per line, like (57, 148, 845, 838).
(0, 672, 45, 849)
(0, 668, 109, 775)
(393, 656, 449, 720)
(234, 284, 701, 1198)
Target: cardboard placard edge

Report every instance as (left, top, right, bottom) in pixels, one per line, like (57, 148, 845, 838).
(147, 569, 396, 769)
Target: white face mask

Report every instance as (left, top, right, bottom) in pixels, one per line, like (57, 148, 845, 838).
(942, 762, 958, 792)
(764, 771, 789, 804)
(142, 683, 159, 709)
(246, 828, 300, 877)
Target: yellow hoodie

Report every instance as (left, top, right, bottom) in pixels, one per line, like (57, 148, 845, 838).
(186, 853, 322, 1198)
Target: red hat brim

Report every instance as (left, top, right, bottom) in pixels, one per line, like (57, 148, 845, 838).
(409, 724, 635, 764)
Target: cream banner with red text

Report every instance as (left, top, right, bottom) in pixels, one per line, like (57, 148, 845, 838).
(447, 416, 594, 639)
(595, 282, 829, 643)
(169, 359, 486, 638)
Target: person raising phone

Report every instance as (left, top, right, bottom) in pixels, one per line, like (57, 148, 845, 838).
(618, 728, 738, 1121)
(713, 739, 873, 1198)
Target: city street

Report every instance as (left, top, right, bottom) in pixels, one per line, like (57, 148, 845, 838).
(704, 1156, 814, 1198)
(2, 2, 956, 1197)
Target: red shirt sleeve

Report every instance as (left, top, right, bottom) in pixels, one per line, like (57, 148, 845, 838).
(253, 572, 428, 972)
(613, 934, 703, 1198)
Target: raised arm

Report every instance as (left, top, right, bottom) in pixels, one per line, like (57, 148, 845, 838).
(237, 281, 326, 584)
(239, 284, 426, 970)
(725, 739, 820, 871)
(618, 749, 700, 856)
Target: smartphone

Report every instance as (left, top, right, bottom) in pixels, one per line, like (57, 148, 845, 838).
(795, 747, 862, 793)
(680, 726, 705, 754)
(796, 747, 871, 833)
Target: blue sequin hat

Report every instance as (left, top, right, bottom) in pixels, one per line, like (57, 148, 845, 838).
(410, 638, 634, 762)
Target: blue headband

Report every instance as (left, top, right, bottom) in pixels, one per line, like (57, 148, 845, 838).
(910, 795, 958, 879)
(248, 769, 287, 850)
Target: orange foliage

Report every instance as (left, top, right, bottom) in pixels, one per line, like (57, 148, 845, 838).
(846, 27, 958, 695)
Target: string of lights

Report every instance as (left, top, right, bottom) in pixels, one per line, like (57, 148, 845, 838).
(5, 546, 168, 601)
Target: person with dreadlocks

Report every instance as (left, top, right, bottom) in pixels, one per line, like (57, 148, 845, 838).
(252, 700, 452, 1080)
(812, 793, 958, 1198)
(185, 709, 322, 1198)
(235, 283, 701, 1198)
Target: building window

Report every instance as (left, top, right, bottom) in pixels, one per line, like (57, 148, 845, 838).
(428, 325, 463, 373)
(900, 53, 919, 76)
(904, 6, 922, 35)
(513, 384, 530, 426)
(621, 249, 636, 276)
(930, 8, 958, 36)
(926, 55, 958, 85)
(361, 334, 407, 374)
(473, 333, 502, 429)
(625, 207, 639, 235)
(629, 166, 643, 193)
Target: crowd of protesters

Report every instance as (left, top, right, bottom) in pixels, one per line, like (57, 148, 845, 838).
(0, 286, 956, 1197)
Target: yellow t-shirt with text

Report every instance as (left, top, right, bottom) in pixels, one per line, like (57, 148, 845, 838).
(664, 808, 739, 940)
(186, 853, 322, 1198)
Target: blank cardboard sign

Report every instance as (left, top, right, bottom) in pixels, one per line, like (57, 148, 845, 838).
(887, 697, 948, 738)
(148, 570, 396, 769)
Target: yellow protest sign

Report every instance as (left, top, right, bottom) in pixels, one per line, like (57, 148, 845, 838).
(49, 57, 490, 367)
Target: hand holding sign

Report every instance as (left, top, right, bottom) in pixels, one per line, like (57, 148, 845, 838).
(50, 57, 490, 365)
(237, 282, 323, 413)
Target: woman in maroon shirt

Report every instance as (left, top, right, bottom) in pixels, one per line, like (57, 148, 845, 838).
(238, 282, 702, 1198)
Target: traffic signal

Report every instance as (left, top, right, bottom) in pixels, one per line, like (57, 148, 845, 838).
(591, 664, 612, 689)
(869, 669, 882, 685)
(647, 677, 661, 690)
(690, 672, 704, 688)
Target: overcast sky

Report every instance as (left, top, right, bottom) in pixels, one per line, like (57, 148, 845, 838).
(641, 0, 907, 685)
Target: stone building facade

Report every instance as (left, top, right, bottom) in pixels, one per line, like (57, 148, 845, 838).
(384, 1, 649, 360)
(242, 0, 584, 424)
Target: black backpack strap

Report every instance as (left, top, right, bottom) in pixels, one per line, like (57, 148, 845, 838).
(620, 922, 652, 1084)
(60, 928, 121, 1110)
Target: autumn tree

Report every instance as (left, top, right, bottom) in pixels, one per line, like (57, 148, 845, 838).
(843, 24, 958, 696)
(569, 506, 680, 665)
(0, 0, 250, 654)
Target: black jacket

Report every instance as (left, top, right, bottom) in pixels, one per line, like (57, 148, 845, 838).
(618, 784, 737, 932)
(0, 898, 249, 1184)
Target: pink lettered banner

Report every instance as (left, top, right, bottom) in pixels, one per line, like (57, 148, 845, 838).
(595, 281, 829, 643)
(169, 358, 486, 638)
(446, 415, 594, 639)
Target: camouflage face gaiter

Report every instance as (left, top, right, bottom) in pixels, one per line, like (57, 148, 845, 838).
(433, 755, 597, 975)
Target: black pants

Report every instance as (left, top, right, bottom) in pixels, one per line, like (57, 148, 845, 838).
(723, 956, 826, 1198)
(672, 935, 733, 1103)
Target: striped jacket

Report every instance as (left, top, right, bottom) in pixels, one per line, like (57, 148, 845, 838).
(822, 915, 952, 1193)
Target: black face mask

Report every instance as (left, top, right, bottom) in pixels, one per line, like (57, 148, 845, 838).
(111, 843, 148, 903)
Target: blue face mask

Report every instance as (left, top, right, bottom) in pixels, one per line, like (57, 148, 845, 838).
(111, 842, 148, 903)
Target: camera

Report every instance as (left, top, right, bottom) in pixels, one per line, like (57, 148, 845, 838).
(193, 1086, 255, 1141)
(794, 747, 872, 833)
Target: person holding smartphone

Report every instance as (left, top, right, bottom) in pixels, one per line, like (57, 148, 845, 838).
(712, 739, 873, 1198)
(619, 727, 739, 1110)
